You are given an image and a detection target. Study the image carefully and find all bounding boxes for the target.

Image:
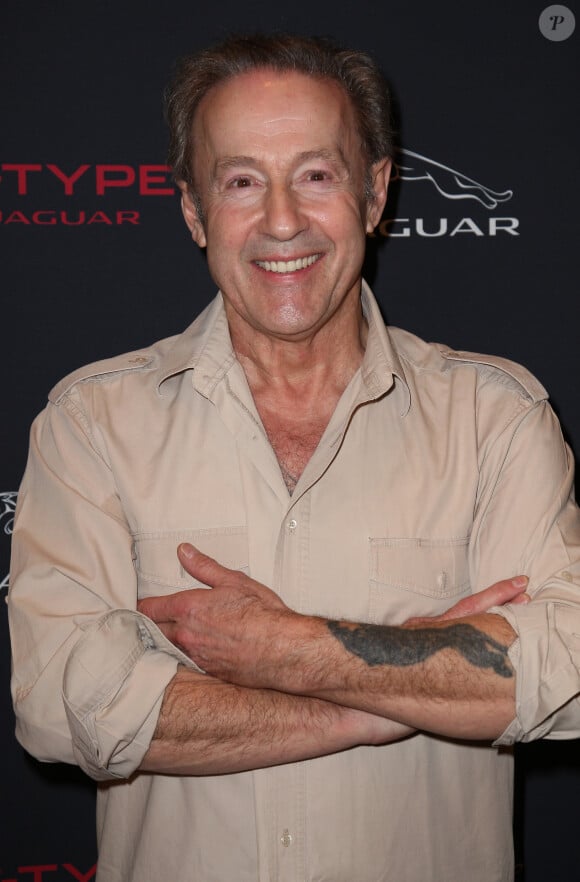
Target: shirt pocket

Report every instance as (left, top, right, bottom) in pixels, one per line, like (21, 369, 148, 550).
(133, 526, 249, 598)
(369, 536, 470, 623)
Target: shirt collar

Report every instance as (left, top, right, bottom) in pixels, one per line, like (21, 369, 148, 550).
(360, 281, 411, 416)
(155, 283, 411, 415)
(155, 293, 236, 396)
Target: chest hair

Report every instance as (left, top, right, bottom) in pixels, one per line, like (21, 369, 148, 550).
(260, 413, 330, 494)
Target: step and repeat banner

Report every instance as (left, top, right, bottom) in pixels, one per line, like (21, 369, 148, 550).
(1, 2, 578, 879)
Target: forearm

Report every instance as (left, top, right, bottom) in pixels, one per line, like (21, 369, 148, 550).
(252, 611, 517, 741)
(140, 667, 413, 775)
(141, 550, 527, 743)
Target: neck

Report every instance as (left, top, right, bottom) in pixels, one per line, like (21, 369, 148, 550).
(228, 295, 368, 495)
(229, 299, 368, 403)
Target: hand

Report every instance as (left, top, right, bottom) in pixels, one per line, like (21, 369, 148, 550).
(137, 545, 529, 689)
(405, 575, 529, 627)
(137, 543, 298, 686)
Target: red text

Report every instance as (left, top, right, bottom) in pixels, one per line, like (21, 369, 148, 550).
(0, 164, 175, 196)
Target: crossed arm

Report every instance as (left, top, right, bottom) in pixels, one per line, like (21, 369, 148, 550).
(139, 544, 529, 774)
(140, 667, 412, 775)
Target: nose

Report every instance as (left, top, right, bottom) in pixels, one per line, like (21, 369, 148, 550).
(261, 183, 307, 241)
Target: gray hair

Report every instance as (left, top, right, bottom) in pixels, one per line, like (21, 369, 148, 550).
(165, 32, 393, 205)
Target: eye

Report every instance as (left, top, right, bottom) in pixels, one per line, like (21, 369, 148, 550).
(228, 176, 253, 189)
(307, 170, 330, 182)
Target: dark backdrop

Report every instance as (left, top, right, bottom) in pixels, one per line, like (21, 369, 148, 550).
(1, 2, 578, 879)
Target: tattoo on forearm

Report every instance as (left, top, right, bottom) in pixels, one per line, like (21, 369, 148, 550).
(327, 621, 513, 678)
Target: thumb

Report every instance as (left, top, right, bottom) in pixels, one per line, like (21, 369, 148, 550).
(177, 543, 232, 585)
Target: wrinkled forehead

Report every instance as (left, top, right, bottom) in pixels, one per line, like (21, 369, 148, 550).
(192, 69, 360, 151)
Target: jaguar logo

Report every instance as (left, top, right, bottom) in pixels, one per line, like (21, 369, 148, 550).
(1, 491, 17, 593)
(394, 148, 513, 210)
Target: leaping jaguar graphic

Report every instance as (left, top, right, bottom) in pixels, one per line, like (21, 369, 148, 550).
(393, 148, 513, 210)
(1, 491, 17, 593)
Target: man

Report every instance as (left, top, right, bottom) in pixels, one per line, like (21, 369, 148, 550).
(9, 33, 580, 882)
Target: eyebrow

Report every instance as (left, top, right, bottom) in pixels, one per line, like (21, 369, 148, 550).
(296, 148, 351, 170)
(214, 156, 260, 174)
(213, 148, 350, 177)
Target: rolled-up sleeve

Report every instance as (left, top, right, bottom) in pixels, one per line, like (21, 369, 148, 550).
(9, 393, 198, 781)
(61, 610, 194, 780)
(495, 597, 580, 744)
(469, 397, 580, 744)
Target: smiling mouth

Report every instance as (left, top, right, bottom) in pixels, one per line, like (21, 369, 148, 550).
(254, 254, 322, 274)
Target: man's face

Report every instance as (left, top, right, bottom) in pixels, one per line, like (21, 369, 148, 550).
(181, 69, 389, 345)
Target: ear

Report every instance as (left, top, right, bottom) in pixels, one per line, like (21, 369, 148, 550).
(365, 158, 391, 233)
(177, 181, 207, 248)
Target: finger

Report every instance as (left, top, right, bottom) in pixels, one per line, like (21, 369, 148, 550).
(177, 543, 235, 584)
(138, 590, 193, 623)
(135, 609, 196, 658)
(438, 575, 529, 622)
(152, 621, 177, 642)
(405, 576, 529, 627)
(146, 620, 190, 653)
(138, 595, 174, 623)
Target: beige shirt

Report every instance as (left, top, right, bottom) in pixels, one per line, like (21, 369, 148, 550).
(9, 284, 580, 882)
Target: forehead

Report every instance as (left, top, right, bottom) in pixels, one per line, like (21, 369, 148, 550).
(192, 69, 360, 160)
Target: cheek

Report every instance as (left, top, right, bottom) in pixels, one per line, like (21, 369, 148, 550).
(207, 203, 255, 250)
(313, 195, 367, 234)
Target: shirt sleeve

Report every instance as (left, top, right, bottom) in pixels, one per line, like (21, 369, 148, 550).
(8, 392, 200, 781)
(468, 397, 580, 744)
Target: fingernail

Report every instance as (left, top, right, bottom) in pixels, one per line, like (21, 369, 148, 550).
(179, 543, 194, 559)
(513, 593, 530, 604)
(512, 576, 528, 587)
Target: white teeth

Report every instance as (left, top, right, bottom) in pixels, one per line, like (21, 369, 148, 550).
(256, 254, 321, 273)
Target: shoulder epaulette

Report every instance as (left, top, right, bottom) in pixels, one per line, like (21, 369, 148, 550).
(49, 351, 156, 404)
(438, 347, 548, 403)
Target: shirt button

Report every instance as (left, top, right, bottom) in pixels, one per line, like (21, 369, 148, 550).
(280, 829, 293, 847)
(288, 519, 297, 532)
(128, 356, 148, 365)
(562, 570, 574, 582)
